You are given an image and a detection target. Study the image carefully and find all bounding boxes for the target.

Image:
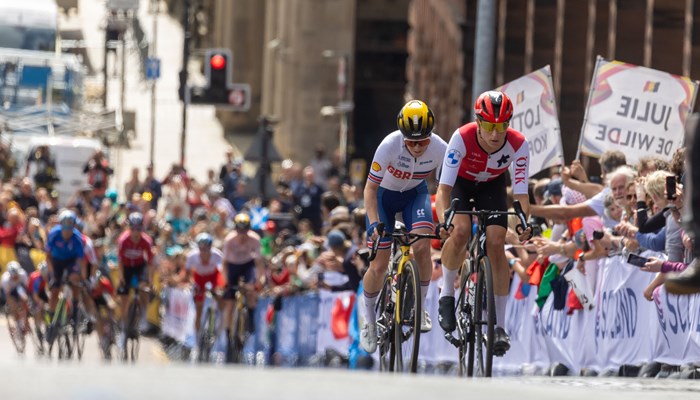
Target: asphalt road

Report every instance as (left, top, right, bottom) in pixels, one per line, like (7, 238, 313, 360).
(2, 317, 699, 400)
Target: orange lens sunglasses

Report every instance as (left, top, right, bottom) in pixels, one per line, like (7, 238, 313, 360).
(404, 138, 431, 147)
(478, 120, 509, 133)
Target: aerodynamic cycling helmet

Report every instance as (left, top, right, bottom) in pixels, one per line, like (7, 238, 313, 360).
(196, 232, 213, 247)
(7, 261, 21, 277)
(397, 100, 435, 140)
(234, 213, 251, 230)
(474, 91, 513, 123)
(128, 212, 144, 228)
(59, 209, 77, 227)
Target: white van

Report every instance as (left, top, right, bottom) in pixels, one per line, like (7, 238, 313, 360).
(18, 135, 107, 206)
(0, 0, 59, 52)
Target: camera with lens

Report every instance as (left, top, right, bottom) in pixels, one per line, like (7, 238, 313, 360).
(356, 248, 371, 267)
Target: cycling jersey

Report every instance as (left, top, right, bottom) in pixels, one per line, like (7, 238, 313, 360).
(368, 131, 448, 192)
(1, 270, 28, 295)
(46, 226, 84, 261)
(28, 271, 45, 295)
(81, 234, 98, 266)
(185, 248, 224, 276)
(117, 230, 154, 268)
(223, 231, 261, 265)
(440, 122, 530, 195)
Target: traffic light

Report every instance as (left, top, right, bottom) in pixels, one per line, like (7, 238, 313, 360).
(188, 48, 251, 111)
(204, 49, 231, 103)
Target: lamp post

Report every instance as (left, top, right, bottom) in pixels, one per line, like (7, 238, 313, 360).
(321, 50, 353, 178)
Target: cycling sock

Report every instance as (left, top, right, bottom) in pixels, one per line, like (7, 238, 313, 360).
(363, 289, 380, 323)
(440, 266, 458, 297)
(420, 280, 430, 308)
(496, 295, 508, 328)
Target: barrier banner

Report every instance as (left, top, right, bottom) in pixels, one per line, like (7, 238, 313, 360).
(157, 256, 700, 371)
(651, 285, 700, 365)
(160, 287, 196, 344)
(497, 65, 564, 175)
(579, 57, 698, 164)
(316, 289, 354, 355)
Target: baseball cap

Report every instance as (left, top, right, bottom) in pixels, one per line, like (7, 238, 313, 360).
(544, 179, 563, 198)
(325, 230, 347, 249)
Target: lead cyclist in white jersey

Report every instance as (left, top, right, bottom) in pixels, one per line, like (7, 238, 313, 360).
(360, 100, 448, 353)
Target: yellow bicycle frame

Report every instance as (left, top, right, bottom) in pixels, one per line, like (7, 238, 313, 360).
(393, 243, 413, 325)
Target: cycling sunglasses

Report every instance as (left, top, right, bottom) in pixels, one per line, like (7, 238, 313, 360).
(404, 138, 431, 148)
(477, 119, 509, 133)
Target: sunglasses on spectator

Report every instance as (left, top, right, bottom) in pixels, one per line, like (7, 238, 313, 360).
(404, 138, 431, 148)
(626, 194, 636, 200)
(477, 119, 509, 133)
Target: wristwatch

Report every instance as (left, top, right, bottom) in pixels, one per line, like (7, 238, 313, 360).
(578, 253, 585, 262)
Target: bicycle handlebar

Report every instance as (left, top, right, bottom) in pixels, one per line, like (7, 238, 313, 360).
(367, 222, 443, 261)
(442, 198, 529, 233)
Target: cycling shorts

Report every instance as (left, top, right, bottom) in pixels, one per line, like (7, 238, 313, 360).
(450, 173, 508, 228)
(366, 180, 434, 249)
(224, 260, 255, 300)
(117, 264, 147, 295)
(50, 258, 81, 289)
(192, 269, 226, 302)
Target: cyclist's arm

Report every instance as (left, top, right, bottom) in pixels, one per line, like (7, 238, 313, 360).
(436, 129, 465, 223)
(513, 193, 530, 221)
(364, 145, 389, 228)
(435, 183, 453, 224)
(363, 180, 380, 227)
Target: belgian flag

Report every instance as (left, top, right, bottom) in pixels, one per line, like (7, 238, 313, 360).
(643, 81, 660, 93)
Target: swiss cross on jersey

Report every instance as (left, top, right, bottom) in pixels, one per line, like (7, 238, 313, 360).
(457, 123, 528, 184)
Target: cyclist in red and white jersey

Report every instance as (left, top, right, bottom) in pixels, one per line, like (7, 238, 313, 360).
(116, 212, 153, 338)
(184, 232, 225, 337)
(435, 91, 532, 356)
(360, 100, 448, 353)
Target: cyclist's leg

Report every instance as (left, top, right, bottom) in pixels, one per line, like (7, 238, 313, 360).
(191, 270, 210, 337)
(438, 180, 475, 332)
(405, 184, 435, 315)
(480, 174, 511, 354)
(48, 263, 66, 314)
(117, 267, 134, 331)
(136, 265, 149, 325)
(241, 261, 257, 332)
(221, 263, 244, 335)
(362, 187, 397, 326)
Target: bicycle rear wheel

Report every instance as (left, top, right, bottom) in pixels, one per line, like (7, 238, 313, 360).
(376, 273, 395, 372)
(394, 260, 421, 373)
(5, 306, 26, 355)
(473, 256, 495, 377)
(73, 306, 86, 361)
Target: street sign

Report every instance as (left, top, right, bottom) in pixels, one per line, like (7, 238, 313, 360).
(107, 0, 140, 11)
(219, 83, 251, 111)
(146, 57, 160, 80)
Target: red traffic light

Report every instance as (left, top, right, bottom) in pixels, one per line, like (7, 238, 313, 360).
(210, 54, 226, 70)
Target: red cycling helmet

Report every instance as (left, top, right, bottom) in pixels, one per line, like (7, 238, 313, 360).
(474, 91, 513, 123)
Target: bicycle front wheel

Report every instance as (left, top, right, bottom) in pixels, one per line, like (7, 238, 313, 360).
(473, 256, 495, 377)
(456, 258, 476, 377)
(394, 260, 421, 374)
(376, 273, 395, 372)
(198, 308, 214, 363)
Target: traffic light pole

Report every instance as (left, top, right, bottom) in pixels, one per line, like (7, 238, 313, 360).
(180, 0, 192, 168)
